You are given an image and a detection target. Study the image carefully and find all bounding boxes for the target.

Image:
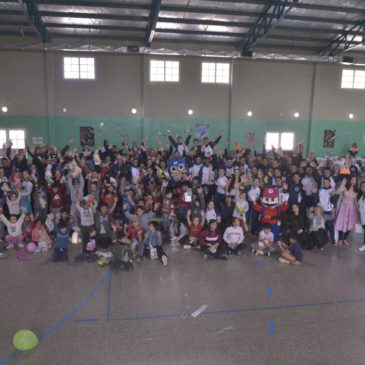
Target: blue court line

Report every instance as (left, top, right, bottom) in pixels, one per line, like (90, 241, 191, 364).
(110, 313, 180, 321)
(103, 297, 365, 322)
(266, 285, 273, 297)
(256, 261, 264, 270)
(74, 319, 99, 323)
(268, 320, 276, 335)
(0, 269, 111, 365)
(106, 273, 112, 321)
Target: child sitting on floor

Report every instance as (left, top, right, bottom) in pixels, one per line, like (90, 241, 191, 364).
(223, 217, 245, 256)
(143, 221, 168, 266)
(186, 210, 204, 249)
(0, 209, 26, 249)
(111, 229, 134, 271)
(278, 234, 303, 265)
(252, 222, 274, 256)
(32, 219, 52, 250)
(307, 206, 333, 251)
(126, 219, 145, 258)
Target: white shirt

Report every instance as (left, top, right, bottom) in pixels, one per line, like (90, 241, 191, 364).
(248, 187, 260, 202)
(201, 166, 215, 185)
(205, 208, 217, 224)
(318, 188, 333, 212)
(216, 176, 228, 195)
(223, 226, 244, 245)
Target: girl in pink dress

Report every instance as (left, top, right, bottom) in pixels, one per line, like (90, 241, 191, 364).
(334, 176, 358, 246)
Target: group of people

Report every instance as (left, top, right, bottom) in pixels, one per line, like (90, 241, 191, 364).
(0, 128, 364, 269)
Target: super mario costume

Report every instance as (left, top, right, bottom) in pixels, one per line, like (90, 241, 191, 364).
(253, 187, 288, 242)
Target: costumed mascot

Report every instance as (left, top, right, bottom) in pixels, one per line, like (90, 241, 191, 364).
(167, 156, 188, 185)
(253, 187, 288, 241)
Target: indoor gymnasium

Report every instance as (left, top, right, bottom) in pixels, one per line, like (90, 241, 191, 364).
(0, 1, 365, 364)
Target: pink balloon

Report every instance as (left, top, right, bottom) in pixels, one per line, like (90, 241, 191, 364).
(26, 242, 36, 253)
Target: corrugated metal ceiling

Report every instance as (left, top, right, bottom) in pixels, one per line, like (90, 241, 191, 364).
(0, 0, 364, 57)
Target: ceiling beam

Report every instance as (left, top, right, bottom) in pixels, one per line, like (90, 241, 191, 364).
(36, 0, 150, 11)
(39, 11, 148, 22)
(240, 0, 298, 51)
(199, 0, 365, 15)
(145, 0, 161, 47)
(17, 0, 50, 42)
(35, 0, 365, 16)
(319, 19, 365, 56)
(2, 8, 359, 27)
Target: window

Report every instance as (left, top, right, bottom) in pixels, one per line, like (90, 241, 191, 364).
(0, 130, 6, 148)
(63, 57, 95, 79)
(341, 69, 365, 89)
(265, 132, 294, 151)
(150, 60, 179, 82)
(0, 129, 26, 149)
(202, 62, 230, 84)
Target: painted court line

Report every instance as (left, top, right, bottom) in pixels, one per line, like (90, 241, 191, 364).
(268, 320, 276, 335)
(106, 273, 112, 321)
(74, 319, 99, 323)
(0, 269, 111, 365)
(266, 285, 273, 296)
(103, 297, 365, 322)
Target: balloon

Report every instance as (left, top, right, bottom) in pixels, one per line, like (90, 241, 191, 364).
(12, 330, 39, 351)
(26, 242, 36, 253)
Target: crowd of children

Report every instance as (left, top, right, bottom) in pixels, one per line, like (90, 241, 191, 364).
(0, 131, 364, 268)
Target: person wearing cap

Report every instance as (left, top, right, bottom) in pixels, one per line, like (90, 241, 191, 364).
(253, 187, 289, 242)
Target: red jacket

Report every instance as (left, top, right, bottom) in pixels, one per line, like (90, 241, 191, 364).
(199, 229, 222, 247)
(253, 202, 288, 225)
(48, 185, 66, 209)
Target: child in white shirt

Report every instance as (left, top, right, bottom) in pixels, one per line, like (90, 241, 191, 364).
(252, 223, 274, 256)
(223, 218, 244, 255)
(0, 210, 26, 249)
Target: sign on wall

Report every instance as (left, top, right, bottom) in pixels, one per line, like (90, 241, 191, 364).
(32, 137, 43, 145)
(246, 132, 255, 145)
(80, 127, 95, 146)
(195, 123, 209, 141)
(323, 130, 336, 148)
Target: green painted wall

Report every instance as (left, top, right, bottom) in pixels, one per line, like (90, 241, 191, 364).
(0, 115, 364, 156)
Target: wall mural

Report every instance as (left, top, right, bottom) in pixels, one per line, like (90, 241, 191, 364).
(80, 127, 95, 146)
(323, 129, 336, 148)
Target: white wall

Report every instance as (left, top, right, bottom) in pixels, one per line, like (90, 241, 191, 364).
(0, 50, 364, 122)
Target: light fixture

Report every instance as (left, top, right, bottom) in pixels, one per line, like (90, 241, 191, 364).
(188, 109, 194, 116)
(131, 108, 137, 115)
(247, 110, 253, 117)
(62, 108, 67, 113)
(1, 106, 8, 113)
(294, 112, 300, 118)
(349, 113, 354, 119)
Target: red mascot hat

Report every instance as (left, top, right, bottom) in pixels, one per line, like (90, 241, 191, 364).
(263, 187, 279, 199)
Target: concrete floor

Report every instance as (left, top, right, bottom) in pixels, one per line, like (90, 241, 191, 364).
(1, 233, 365, 365)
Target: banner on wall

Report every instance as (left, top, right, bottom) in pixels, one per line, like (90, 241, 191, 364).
(32, 137, 43, 145)
(195, 124, 209, 142)
(323, 130, 336, 148)
(246, 132, 255, 145)
(80, 127, 95, 146)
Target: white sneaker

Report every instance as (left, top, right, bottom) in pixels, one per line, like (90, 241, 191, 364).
(183, 245, 191, 250)
(359, 245, 365, 252)
(279, 257, 290, 264)
(161, 255, 168, 266)
(17, 243, 25, 248)
(6, 243, 14, 250)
